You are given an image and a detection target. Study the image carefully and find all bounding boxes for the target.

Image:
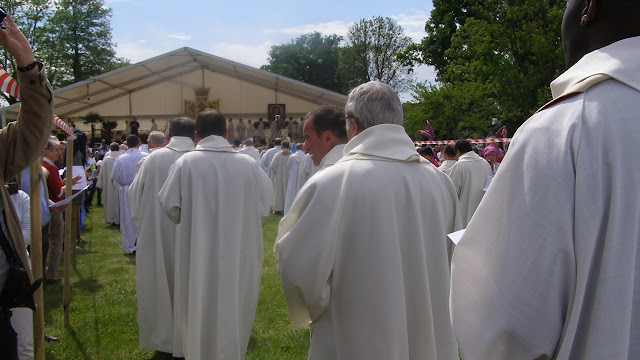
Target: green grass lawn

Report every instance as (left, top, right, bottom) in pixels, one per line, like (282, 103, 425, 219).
(42, 204, 309, 359)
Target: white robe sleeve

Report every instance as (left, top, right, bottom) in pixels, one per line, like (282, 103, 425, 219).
(158, 160, 182, 224)
(275, 180, 339, 329)
(254, 164, 274, 220)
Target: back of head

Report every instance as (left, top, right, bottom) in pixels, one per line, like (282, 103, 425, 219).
(444, 144, 456, 158)
(110, 142, 120, 152)
(126, 134, 140, 148)
(169, 116, 196, 140)
(274, 138, 282, 146)
(306, 105, 348, 142)
(139, 132, 149, 144)
(244, 138, 254, 146)
(281, 141, 290, 149)
(196, 109, 226, 139)
(454, 140, 473, 154)
(345, 81, 403, 131)
(148, 131, 166, 147)
(419, 146, 434, 157)
(562, 0, 640, 67)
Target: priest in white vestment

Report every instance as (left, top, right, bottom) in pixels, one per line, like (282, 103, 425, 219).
(239, 138, 260, 162)
(447, 139, 493, 227)
(259, 138, 281, 182)
(96, 142, 122, 225)
(256, 118, 265, 142)
(283, 145, 306, 216)
(128, 118, 195, 357)
(270, 141, 292, 214)
(247, 119, 255, 140)
(451, 4, 640, 359)
(236, 118, 247, 141)
(135, 130, 165, 174)
(158, 109, 273, 360)
(438, 144, 457, 174)
(226, 118, 235, 144)
(112, 135, 147, 252)
(276, 81, 460, 360)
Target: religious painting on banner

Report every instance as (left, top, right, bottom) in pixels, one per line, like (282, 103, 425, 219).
(184, 88, 220, 116)
(268, 104, 286, 122)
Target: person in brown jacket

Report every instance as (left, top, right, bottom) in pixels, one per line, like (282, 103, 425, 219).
(0, 11, 54, 359)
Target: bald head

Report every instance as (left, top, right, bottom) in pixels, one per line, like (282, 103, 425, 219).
(562, 0, 640, 67)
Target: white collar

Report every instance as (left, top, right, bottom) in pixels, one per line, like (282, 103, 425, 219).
(340, 124, 420, 163)
(551, 36, 640, 99)
(318, 144, 346, 170)
(195, 135, 236, 153)
(166, 136, 195, 152)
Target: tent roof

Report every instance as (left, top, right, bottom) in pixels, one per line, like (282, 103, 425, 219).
(1, 47, 348, 118)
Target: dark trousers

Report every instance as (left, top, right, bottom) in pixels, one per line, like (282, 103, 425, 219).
(85, 178, 98, 207)
(0, 308, 18, 360)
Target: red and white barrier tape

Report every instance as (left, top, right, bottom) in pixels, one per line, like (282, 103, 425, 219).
(1, 66, 74, 138)
(414, 138, 511, 146)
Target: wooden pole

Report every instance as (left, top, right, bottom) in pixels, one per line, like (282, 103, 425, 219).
(29, 162, 45, 359)
(63, 139, 73, 326)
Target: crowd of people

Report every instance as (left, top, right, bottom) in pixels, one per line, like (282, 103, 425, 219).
(1, 1, 640, 359)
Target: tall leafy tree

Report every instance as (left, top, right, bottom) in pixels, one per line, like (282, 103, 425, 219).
(402, 0, 470, 78)
(0, 1, 52, 104)
(261, 32, 345, 93)
(42, 0, 128, 87)
(339, 16, 414, 93)
(405, 0, 566, 138)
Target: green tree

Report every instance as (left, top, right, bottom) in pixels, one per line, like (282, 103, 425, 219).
(404, 82, 497, 140)
(0, 0, 52, 104)
(406, 0, 566, 137)
(339, 16, 414, 93)
(42, 0, 128, 87)
(261, 32, 345, 94)
(402, 0, 470, 78)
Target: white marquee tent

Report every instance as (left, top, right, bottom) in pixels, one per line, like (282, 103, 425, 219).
(1, 47, 348, 137)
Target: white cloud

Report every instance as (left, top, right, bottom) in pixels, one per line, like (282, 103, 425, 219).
(392, 10, 429, 42)
(265, 21, 351, 38)
(207, 41, 276, 69)
(168, 33, 192, 41)
(116, 39, 167, 63)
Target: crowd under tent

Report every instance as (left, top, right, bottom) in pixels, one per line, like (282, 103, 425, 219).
(0, 47, 348, 140)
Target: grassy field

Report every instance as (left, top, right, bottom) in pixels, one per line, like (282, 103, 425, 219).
(42, 204, 309, 359)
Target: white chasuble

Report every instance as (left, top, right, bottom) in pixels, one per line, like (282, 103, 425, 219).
(451, 37, 640, 360)
(96, 151, 121, 225)
(447, 151, 493, 227)
(270, 150, 291, 212)
(158, 135, 273, 360)
(111, 148, 146, 252)
(276, 124, 460, 360)
(128, 137, 194, 356)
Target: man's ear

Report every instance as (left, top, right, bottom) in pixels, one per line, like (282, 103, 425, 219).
(580, 0, 598, 26)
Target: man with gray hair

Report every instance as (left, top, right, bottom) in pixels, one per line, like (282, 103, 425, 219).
(135, 130, 166, 173)
(275, 81, 460, 360)
(128, 117, 195, 357)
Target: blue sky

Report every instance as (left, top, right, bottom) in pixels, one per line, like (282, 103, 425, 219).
(106, 0, 436, 96)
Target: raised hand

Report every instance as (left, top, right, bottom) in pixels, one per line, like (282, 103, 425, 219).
(0, 12, 36, 69)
